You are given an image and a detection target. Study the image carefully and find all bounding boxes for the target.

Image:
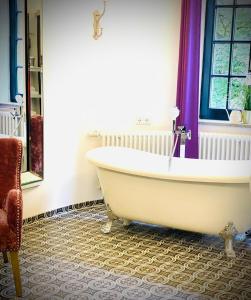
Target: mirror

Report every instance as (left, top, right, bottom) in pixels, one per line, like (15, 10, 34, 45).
(26, 0, 44, 178)
(0, 0, 44, 180)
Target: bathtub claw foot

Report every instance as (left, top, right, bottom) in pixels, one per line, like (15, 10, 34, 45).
(122, 219, 131, 226)
(101, 221, 113, 234)
(220, 222, 238, 258)
(101, 204, 118, 234)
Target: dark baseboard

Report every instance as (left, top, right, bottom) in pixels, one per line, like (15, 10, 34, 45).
(23, 199, 104, 225)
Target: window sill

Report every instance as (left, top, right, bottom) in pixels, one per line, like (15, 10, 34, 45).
(199, 119, 251, 128)
(21, 172, 42, 190)
(0, 102, 22, 109)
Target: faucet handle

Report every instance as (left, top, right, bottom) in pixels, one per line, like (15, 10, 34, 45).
(177, 125, 186, 132)
(187, 130, 192, 140)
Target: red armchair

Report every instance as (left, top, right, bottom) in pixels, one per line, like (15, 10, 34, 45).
(0, 138, 23, 297)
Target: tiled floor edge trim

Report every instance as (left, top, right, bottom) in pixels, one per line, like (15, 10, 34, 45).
(23, 199, 105, 225)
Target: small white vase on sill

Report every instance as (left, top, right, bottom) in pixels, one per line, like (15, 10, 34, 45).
(229, 110, 242, 124)
(242, 110, 251, 124)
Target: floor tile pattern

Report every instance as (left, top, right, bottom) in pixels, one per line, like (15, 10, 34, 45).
(0, 204, 251, 299)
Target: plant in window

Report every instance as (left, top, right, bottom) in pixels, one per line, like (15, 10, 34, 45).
(242, 84, 251, 110)
(241, 75, 251, 124)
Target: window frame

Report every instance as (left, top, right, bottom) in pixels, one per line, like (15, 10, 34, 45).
(200, 0, 251, 121)
(9, 0, 23, 102)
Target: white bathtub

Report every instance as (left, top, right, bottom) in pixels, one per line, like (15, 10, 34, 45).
(86, 146, 251, 257)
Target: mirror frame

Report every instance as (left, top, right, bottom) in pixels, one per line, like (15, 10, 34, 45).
(25, 0, 44, 179)
(0, 0, 43, 183)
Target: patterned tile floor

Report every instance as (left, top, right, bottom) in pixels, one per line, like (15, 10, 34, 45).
(0, 203, 251, 299)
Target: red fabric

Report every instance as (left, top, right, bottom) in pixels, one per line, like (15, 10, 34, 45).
(0, 138, 23, 252)
(30, 115, 43, 177)
(5, 189, 22, 238)
(0, 209, 9, 237)
(0, 138, 22, 203)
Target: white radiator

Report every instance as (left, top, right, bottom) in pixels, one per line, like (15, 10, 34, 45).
(0, 111, 19, 136)
(100, 131, 251, 160)
(199, 132, 251, 160)
(102, 131, 173, 156)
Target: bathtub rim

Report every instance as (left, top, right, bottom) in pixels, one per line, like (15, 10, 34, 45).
(86, 146, 251, 184)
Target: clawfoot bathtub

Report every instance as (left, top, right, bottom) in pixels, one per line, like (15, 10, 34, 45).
(86, 147, 251, 258)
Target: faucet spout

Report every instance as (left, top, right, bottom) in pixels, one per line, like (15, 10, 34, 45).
(172, 125, 192, 159)
(178, 126, 191, 145)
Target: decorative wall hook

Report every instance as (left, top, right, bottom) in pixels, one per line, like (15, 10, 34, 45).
(93, 0, 106, 40)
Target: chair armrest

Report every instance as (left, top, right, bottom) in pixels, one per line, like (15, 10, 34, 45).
(4, 189, 23, 234)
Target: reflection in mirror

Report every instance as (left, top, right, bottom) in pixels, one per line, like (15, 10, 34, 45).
(0, 0, 44, 180)
(0, 0, 27, 172)
(27, 0, 44, 178)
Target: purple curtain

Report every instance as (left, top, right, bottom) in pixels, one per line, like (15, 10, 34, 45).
(175, 0, 202, 158)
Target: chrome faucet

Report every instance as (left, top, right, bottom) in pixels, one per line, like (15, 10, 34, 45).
(176, 126, 191, 145)
(168, 107, 192, 169)
(174, 126, 191, 158)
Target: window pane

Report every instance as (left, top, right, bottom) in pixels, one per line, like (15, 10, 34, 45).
(228, 78, 245, 109)
(231, 43, 250, 75)
(234, 8, 251, 41)
(212, 44, 230, 75)
(209, 77, 228, 108)
(216, 0, 233, 4)
(214, 8, 233, 40)
(236, 0, 251, 4)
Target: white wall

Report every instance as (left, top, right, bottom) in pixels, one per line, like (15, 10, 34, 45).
(0, 0, 10, 102)
(23, 0, 251, 219)
(23, 0, 181, 218)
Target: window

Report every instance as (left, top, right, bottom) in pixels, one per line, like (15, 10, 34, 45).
(0, 1, 9, 102)
(0, 0, 24, 102)
(0, 0, 27, 171)
(200, 0, 251, 120)
(9, 0, 24, 102)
